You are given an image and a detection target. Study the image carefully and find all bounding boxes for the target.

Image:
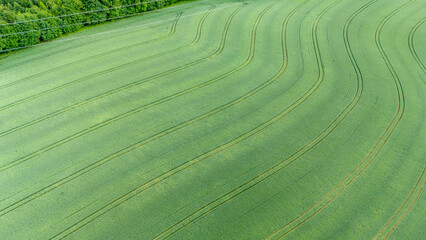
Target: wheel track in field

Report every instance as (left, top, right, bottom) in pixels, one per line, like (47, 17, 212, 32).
(0, 5, 213, 111)
(0, 2, 248, 215)
(381, 170, 425, 239)
(150, 0, 376, 237)
(373, 166, 425, 239)
(265, 1, 414, 238)
(382, 178, 425, 239)
(407, 17, 425, 83)
(44, 0, 351, 238)
(0, 11, 183, 91)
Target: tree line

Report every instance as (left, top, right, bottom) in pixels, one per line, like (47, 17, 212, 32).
(0, 0, 186, 52)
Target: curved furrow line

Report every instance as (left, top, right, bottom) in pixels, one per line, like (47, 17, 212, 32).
(373, 166, 425, 239)
(0, 5, 214, 112)
(0, 11, 183, 91)
(0, 4, 221, 169)
(265, 1, 414, 239)
(151, 0, 378, 238)
(45, 0, 348, 238)
(407, 17, 426, 81)
(0, 2, 248, 216)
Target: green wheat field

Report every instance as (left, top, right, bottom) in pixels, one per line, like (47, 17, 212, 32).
(0, 0, 425, 239)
